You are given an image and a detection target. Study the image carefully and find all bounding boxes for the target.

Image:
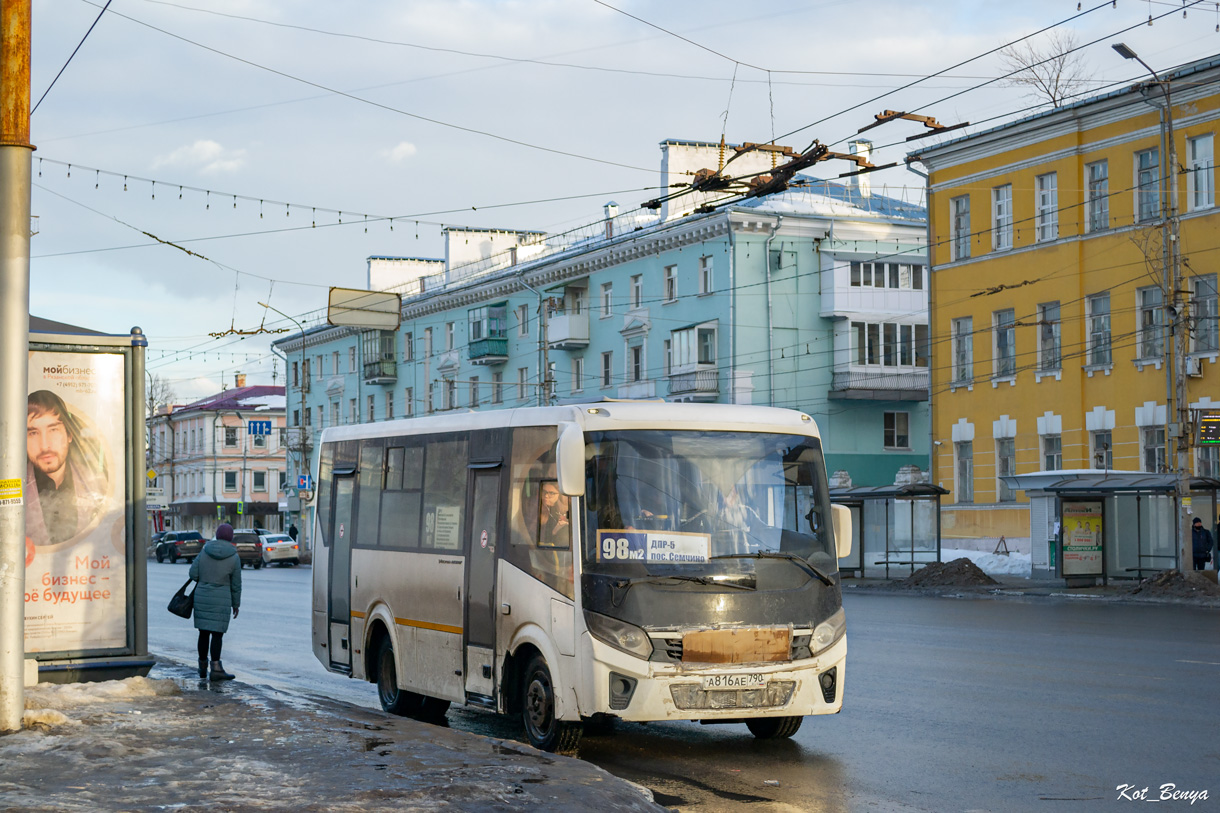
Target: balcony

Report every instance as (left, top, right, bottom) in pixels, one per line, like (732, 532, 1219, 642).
(616, 380, 656, 400)
(287, 427, 314, 451)
(363, 358, 397, 385)
(668, 368, 719, 401)
(548, 311, 589, 350)
(468, 336, 508, 365)
(830, 369, 929, 401)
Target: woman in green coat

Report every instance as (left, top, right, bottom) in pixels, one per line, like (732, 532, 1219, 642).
(188, 523, 242, 680)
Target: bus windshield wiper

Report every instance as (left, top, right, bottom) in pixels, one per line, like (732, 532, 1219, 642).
(709, 551, 834, 586)
(612, 574, 755, 593)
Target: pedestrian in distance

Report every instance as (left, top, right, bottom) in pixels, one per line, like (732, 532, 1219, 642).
(288, 523, 299, 542)
(1191, 517, 1213, 572)
(189, 523, 242, 681)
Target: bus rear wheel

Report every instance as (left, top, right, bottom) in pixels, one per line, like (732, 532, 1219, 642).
(521, 655, 582, 754)
(746, 715, 803, 739)
(376, 637, 424, 717)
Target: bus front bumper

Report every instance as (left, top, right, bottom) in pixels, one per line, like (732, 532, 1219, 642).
(578, 633, 846, 722)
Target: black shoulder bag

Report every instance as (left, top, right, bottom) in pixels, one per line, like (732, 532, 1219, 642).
(167, 579, 196, 619)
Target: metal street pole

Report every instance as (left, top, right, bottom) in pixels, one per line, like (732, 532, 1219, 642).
(1113, 43, 1190, 572)
(0, 0, 32, 734)
(258, 302, 308, 547)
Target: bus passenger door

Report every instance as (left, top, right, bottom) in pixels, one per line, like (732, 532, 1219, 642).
(464, 467, 501, 699)
(328, 475, 355, 670)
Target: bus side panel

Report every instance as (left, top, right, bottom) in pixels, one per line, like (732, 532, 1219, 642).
(354, 548, 465, 703)
(498, 562, 582, 720)
(311, 522, 330, 669)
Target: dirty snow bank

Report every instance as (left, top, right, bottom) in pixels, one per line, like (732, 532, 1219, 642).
(22, 675, 180, 729)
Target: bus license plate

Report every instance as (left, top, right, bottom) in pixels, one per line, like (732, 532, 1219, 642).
(701, 673, 766, 690)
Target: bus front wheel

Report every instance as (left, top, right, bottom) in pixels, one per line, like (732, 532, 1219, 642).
(376, 637, 424, 717)
(521, 655, 582, 754)
(746, 715, 804, 739)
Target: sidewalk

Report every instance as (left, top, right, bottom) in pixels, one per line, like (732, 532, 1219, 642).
(2, 659, 664, 813)
(842, 570, 1220, 606)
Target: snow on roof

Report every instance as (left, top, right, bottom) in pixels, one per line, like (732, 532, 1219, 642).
(177, 385, 286, 414)
(238, 394, 286, 411)
(738, 177, 926, 222)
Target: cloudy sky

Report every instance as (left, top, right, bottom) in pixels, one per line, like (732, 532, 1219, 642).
(29, 0, 1217, 401)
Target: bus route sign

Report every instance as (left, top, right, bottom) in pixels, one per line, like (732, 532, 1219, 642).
(1200, 411, 1220, 445)
(596, 530, 710, 563)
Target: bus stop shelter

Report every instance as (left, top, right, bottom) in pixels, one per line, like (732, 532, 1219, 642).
(1003, 471, 1220, 582)
(830, 482, 947, 579)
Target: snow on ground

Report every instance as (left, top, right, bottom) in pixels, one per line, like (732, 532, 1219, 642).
(22, 675, 180, 729)
(942, 547, 1032, 578)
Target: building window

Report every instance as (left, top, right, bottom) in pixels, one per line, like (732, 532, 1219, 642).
(279, 471, 287, 491)
(445, 321, 455, 351)
(664, 265, 677, 302)
(1035, 172, 1058, 242)
(224, 427, 237, 447)
(386, 392, 394, 419)
(253, 433, 266, 449)
(444, 379, 456, 410)
(315, 355, 323, 378)
(1087, 293, 1111, 366)
(368, 394, 375, 422)
(671, 325, 716, 369)
(404, 332, 414, 361)
(699, 256, 713, 294)
(405, 387, 414, 417)
(491, 372, 503, 404)
(318, 404, 325, 428)
(1137, 285, 1165, 359)
(518, 367, 528, 401)
(1143, 427, 1167, 473)
(601, 351, 613, 388)
(470, 377, 479, 408)
(996, 437, 1016, 502)
(1043, 435, 1062, 471)
(426, 382, 434, 414)
(349, 398, 357, 425)
(424, 327, 433, 357)
(629, 345, 643, 382)
(346, 346, 355, 373)
(278, 427, 287, 447)
(517, 304, 530, 337)
(883, 412, 909, 449)
(1136, 148, 1160, 223)
(304, 407, 311, 427)
(1193, 274, 1219, 353)
(224, 471, 237, 492)
(1188, 134, 1215, 210)
(950, 195, 970, 261)
(994, 309, 1016, 378)
(630, 274, 643, 308)
(292, 361, 299, 387)
(331, 399, 339, 427)
(1198, 444, 1220, 477)
(1092, 431, 1112, 470)
(332, 351, 340, 376)
(253, 471, 267, 492)
(992, 184, 1012, 251)
(469, 304, 507, 342)
(1086, 160, 1109, 232)
(952, 317, 973, 383)
(663, 339, 672, 376)
(572, 357, 583, 392)
(956, 442, 973, 504)
(601, 282, 614, 318)
(1038, 301, 1060, 371)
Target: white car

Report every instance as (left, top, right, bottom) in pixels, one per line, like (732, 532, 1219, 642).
(260, 534, 300, 566)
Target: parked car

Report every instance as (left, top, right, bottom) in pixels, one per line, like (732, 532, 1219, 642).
(155, 531, 205, 564)
(230, 529, 265, 569)
(260, 533, 300, 566)
(148, 531, 167, 558)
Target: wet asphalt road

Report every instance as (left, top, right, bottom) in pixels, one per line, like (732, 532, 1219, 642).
(147, 561, 1220, 812)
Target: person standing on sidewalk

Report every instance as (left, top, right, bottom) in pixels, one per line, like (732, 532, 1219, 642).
(1191, 517, 1213, 572)
(189, 523, 242, 680)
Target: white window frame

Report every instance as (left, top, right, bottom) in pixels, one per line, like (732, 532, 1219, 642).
(253, 471, 267, 492)
(1087, 292, 1111, 366)
(517, 367, 529, 401)
(1035, 172, 1058, 242)
(956, 441, 973, 504)
(996, 437, 1016, 502)
(1042, 434, 1062, 471)
(883, 412, 910, 450)
(630, 274, 643, 309)
(1037, 301, 1061, 372)
(224, 471, 238, 492)
(1193, 274, 1219, 353)
(950, 195, 970, 261)
(1136, 147, 1160, 223)
(1188, 134, 1215, 211)
(517, 304, 529, 337)
(1137, 285, 1165, 360)
(992, 184, 1012, 251)
(1086, 160, 1109, 232)
(664, 265, 677, 302)
(600, 282, 614, 318)
(952, 317, 973, 384)
(601, 351, 613, 388)
(993, 309, 1016, 378)
(699, 256, 713, 294)
(572, 357, 584, 393)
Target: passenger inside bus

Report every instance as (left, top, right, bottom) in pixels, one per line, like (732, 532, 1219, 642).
(532, 480, 570, 548)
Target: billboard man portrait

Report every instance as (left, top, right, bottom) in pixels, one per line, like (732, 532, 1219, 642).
(26, 389, 109, 548)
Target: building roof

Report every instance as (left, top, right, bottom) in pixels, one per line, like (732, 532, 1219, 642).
(741, 176, 927, 222)
(175, 385, 286, 415)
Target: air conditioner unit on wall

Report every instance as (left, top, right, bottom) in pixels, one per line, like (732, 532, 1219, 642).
(1187, 357, 1203, 378)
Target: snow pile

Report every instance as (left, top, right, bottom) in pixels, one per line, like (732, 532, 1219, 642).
(898, 558, 1000, 589)
(22, 708, 71, 730)
(943, 547, 1032, 578)
(22, 676, 180, 730)
(1129, 569, 1220, 599)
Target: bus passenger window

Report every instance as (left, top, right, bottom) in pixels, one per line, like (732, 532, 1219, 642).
(535, 481, 570, 549)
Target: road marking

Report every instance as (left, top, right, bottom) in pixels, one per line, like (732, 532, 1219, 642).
(1176, 659, 1220, 666)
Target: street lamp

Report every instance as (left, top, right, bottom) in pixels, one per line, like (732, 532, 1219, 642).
(1112, 43, 1190, 572)
(258, 301, 309, 545)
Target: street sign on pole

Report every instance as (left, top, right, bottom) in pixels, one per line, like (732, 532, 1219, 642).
(237, 501, 244, 516)
(247, 420, 272, 436)
(298, 474, 314, 490)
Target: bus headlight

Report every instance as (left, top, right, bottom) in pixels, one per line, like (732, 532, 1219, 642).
(811, 607, 846, 656)
(584, 611, 654, 659)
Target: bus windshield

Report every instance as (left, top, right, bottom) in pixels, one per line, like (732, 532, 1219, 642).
(584, 430, 835, 579)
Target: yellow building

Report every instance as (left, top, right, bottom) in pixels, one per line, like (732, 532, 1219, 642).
(911, 53, 1220, 575)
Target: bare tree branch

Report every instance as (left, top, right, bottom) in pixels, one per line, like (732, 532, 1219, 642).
(999, 31, 1090, 108)
(147, 373, 177, 416)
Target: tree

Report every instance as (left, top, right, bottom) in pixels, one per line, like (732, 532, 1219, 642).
(999, 31, 1091, 109)
(146, 373, 176, 416)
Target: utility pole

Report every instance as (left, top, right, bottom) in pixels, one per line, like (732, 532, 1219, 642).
(0, 0, 32, 734)
(1113, 44, 1191, 573)
(517, 274, 551, 406)
(259, 302, 308, 548)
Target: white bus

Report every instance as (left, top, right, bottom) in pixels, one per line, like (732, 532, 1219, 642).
(311, 402, 851, 752)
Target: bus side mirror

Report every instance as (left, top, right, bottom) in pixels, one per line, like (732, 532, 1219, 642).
(832, 504, 852, 559)
(556, 421, 586, 497)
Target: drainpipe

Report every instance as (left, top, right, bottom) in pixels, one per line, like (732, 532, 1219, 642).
(764, 215, 784, 406)
(728, 220, 737, 403)
(906, 159, 934, 484)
